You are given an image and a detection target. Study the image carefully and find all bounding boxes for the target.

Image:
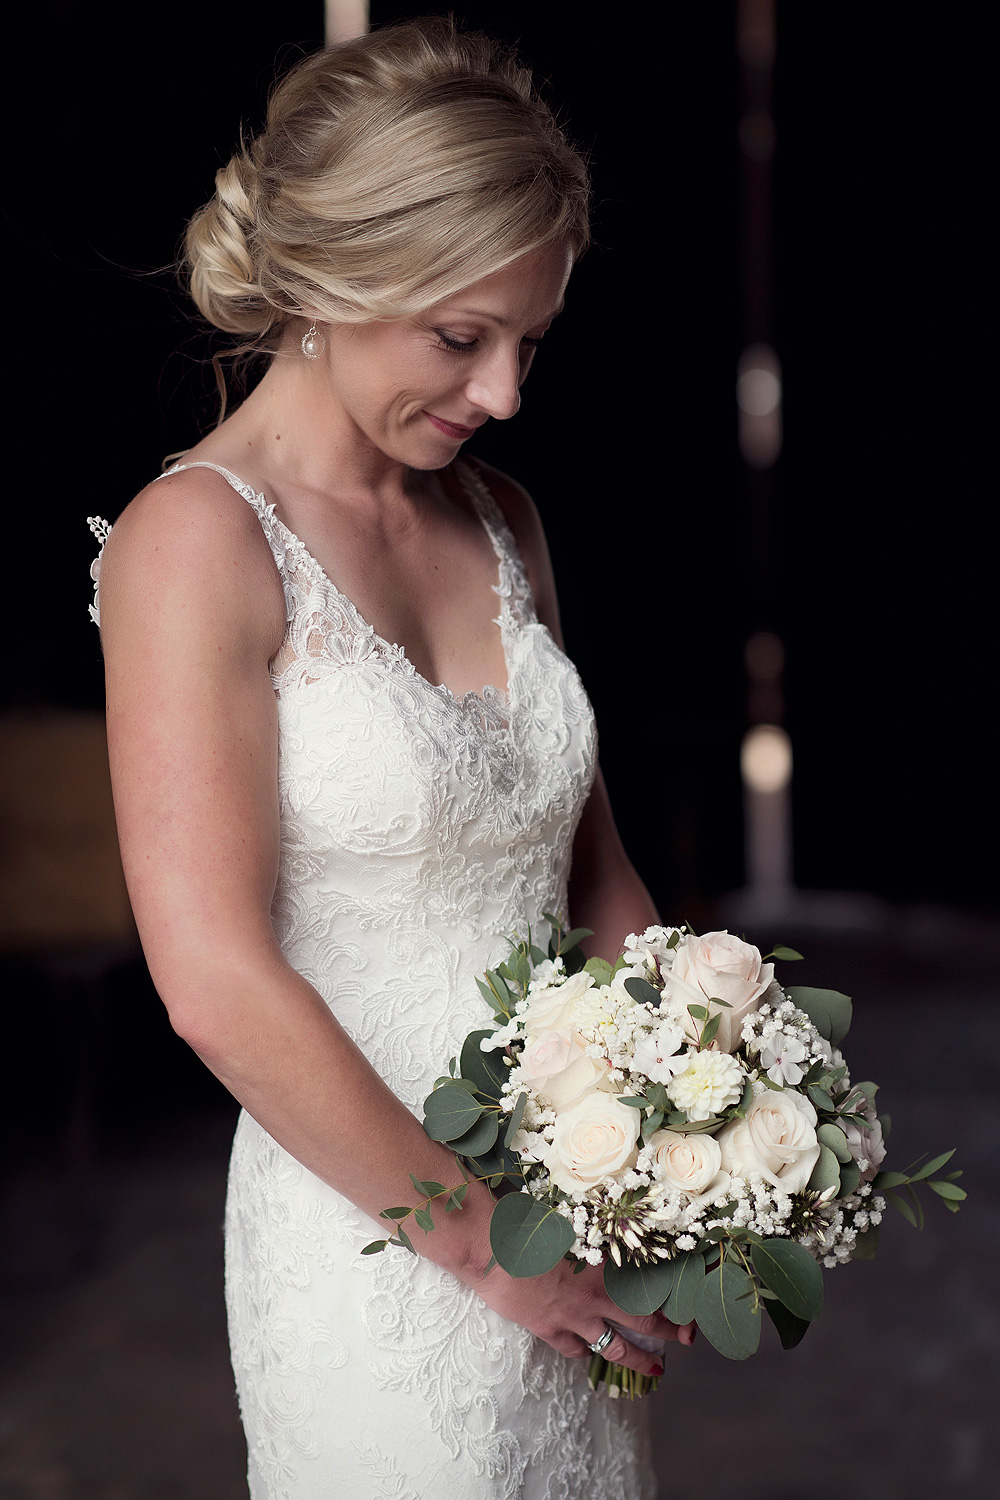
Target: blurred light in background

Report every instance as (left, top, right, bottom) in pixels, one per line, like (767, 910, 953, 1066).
(737, 342, 782, 468)
(741, 723, 792, 793)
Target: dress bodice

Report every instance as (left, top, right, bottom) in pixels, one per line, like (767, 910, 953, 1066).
(90, 459, 598, 1108)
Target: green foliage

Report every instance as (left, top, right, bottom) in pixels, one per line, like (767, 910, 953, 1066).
(604, 1255, 680, 1315)
(489, 1191, 576, 1278)
(423, 1082, 485, 1142)
(451, 1109, 500, 1158)
(817, 1123, 853, 1164)
(763, 1296, 810, 1349)
(750, 1238, 824, 1322)
(459, 1031, 509, 1099)
(502, 1092, 528, 1148)
(361, 1240, 388, 1254)
(784, 986, 853, 1046)
(624, 976, 662, 1008)
(837, 1159, 861, 1198)
(694, 1262, 761, 1360)
(584, 957, 614, 985)
(807, 1144, 842, 1195)
(767, 945, 804, 961)
(662, 1252, 706, 1324)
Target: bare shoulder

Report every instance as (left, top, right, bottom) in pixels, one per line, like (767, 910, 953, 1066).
(463, 456, 561, 639)
(100, 467, 286, 658)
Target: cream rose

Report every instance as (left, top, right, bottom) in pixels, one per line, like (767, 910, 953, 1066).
(519, 971, 600, 1038)
(647, 1129, 730, 1204)
(542, 1093, 640, 1195)
(717, 1090, 820, 1193)
(517, 1030, 612, 1112)
(668, 931, 774, 1052)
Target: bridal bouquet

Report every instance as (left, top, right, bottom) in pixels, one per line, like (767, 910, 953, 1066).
(366, 919, 964, 1397)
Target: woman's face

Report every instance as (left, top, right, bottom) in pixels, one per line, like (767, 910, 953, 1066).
(314, 242, 573, 470)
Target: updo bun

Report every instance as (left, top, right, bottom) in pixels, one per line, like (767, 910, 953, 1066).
(184, 18, 590, 349)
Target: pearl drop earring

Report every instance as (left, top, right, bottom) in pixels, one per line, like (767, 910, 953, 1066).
(301, 322, 325, 359)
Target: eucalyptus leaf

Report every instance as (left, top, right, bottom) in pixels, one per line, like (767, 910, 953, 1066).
(489, 1191, 576, 1277)
(807, 1084, 835, 1113)
(394, 1224, 415, 1254)
(557, 926, 594, 954)
(909, 1149, 956, 1183)
(584, 957, 614, 985)
(887, 1191, 918, 1228)
(873, 1169, 909, 1191)
(751, 1237, 824, 1321)
(414, 1206, 434, 1233)
(624, 977, 662, 1008)
(618, 1095, 649, 1110)
(604, 1255, 680, 1315)
(475, 976, 507, 1015)
(785, 986, 853, 1046)
(700, 1013, 721, 1046)
(817, 1123, 853, 1164)
(769, 945, 804, 961)
(763, 1296, 810, 1349)
(409, 1175, 446, 1197)
(807, 1144, 842, 1195)
(641, 1109, 665, 1141)
(687, 1004, 709, 1021)
(837, 1159, 861, 1199)
(423, 1083, 485, 1142)
(927, 1180, 967, 1201)
(694, 1262, 761, 1360)
(361, 1240, 388, 1255)
(663, 1252, 706, 1324)
(450, 1108, 500, 1158)
(503, 1092, 528, 1148)
(663, 1115, 725, 1134)
(460, 1031, 509, 1100)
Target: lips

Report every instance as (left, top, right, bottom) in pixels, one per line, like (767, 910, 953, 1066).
(424, 411, 479, 440)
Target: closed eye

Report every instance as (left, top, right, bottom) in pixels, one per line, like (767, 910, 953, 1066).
(434, 331, 546, 355)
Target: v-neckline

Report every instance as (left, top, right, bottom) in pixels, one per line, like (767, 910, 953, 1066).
(169, 459, 514, 719)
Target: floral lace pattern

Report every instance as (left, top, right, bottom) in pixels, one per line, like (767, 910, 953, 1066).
(88, 460, 654, 1500)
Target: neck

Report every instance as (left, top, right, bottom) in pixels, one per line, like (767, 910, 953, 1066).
(216, 346, 419, 506)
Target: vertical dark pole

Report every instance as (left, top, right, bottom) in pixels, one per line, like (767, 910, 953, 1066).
(736, 0, 793, 914)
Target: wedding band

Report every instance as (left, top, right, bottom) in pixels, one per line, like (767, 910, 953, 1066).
(586, 1322, 615, 1355)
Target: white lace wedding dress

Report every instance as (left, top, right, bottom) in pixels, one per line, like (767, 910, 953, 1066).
(89, 459, 656, 1500)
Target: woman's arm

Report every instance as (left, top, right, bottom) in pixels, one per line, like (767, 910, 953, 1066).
(472, 459, 659, 954)
(100, 469, 687, 1372)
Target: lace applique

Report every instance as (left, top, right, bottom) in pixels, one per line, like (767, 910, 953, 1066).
(86, 515, 112, 626)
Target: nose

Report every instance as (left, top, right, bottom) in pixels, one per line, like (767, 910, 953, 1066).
(465, 347, 522, 421)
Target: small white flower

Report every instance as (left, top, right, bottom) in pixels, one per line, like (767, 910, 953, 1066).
(631, 1021, 687, 1085)
(668, 1051, 744, 1121)
(759, 1033, 807, 1086)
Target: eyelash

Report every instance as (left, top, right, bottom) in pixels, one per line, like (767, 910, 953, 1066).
(435, 332, 543, 355)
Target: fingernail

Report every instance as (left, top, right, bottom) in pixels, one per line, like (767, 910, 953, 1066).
(651, 1363, 663, 1377)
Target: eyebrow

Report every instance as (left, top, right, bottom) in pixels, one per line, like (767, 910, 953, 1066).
(446, 303, 565, 328)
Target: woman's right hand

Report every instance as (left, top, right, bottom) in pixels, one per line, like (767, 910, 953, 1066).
(462, 1238, 695, 1378)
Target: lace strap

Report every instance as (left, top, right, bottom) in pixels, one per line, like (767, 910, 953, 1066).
(454, 459, 536, 627)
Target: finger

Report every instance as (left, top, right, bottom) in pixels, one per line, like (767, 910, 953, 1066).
(605, 1308, 682, 1344)
(584, 1328, 664, 1378)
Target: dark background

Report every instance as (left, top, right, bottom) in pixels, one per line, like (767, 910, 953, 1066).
(3, 5, 996, 1498)
(10, 1, 995, 911)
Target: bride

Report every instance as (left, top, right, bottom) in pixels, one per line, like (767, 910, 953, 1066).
(91, 19, 692, 1499)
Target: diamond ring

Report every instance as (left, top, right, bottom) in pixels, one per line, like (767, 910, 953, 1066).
(586, 1322, 616, 1355)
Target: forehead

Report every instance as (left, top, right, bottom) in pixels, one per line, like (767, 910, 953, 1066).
(430, 243, 573, 325)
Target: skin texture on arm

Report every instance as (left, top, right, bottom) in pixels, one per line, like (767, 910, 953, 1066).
(100, 467, 688, 1373)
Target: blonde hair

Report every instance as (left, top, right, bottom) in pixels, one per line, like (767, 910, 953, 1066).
(184, 18, 590, 354)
